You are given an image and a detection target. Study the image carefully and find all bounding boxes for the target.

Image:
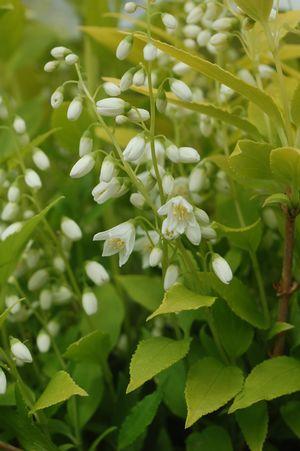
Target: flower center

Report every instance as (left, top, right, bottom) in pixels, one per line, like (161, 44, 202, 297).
(172, 204, 189, 221)
(108, 237, 125, 251)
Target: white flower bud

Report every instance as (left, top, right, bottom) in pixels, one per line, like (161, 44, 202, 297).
(178, 147, 200, 163)
(65, 53, 79, 65)
(189, 167, 206, 192)
(238, 69, 256, 86)
(39, 289, 53, 310)
(24, 169, 42, 190)
(1, 222, 22, 241)
(115, 114, 128, 125)
(149, 247, 163, 267)
(51, 88, 64, 109)
(120, 69, 134, 92)
(0, 368, 7, 395)
(61, 217, 82, 241)
(7, 185, 20, 202)
(116, 36, 133, 60)
(96, 98, 127, 117)
(123, 135, 145, 162)
(166, 144, 180, 163)
(32, 148, 50, 171)
(164, 264, 179, 290)
(201, 226, 217, 241)
(70, 154, 95, 178)
(133, 68, 146, 86)
(213, 17, 236, 31)
(187, 5, 203, 24)
(258, 64, 274, 79)
(130, 192, 145, 209)
(100, 158, 115, 182)
(23, 209, 34, 219)
(184, 1, 195, 13)
(13, 116, 26, 134)
(162, 174, 174, 195)
(195, 208, 210, 225)
(44, 61, 59, 72)
(103, 82, 121, 97)
(196, 30, 211, 47)
(10, 338, 32, 363)
(186, 222, 202, 245)
(28, 269, 49, 291)
(183, 24, 201, 39)
(1, 202, 19, 221)
(209, 33, 228, 49)
(212, 254, 233, 284)
(162, 13, 177, 30)
(5, 294, 21, 314)
(173, 62, 190, 76)
(36, 330, 51, 353)
(127, 108, 150, 122)
(53, 286, 72, 304)
(170, 79, 192, 102)
(53, 255, 65, 272)
(47, 320, 60, 337)
(67, 98, 83, 121)
(143, 42, 157, 61)
(92, 178, 121, 204)
(82, 291, 98, 315)
(124, 2, 137, 13)
(156, 90, 167, 113)
(184, 39, 196, 49)
(79, 131, 93, 156)
(50, 46, 70, 59)
(85, 260, 110, 286)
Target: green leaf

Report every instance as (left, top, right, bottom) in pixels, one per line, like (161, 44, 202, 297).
(234, 0, 273, 22)
(216, 219, 262, 253)
(281, 400, 300, 439)
(270, 146, 300, 189)
(291, 84, 300, 126)
(64, 330, 110, 363)
(0, 197, 62, 288)
(229, 356, 300, 412)
(267, 321, 294, 340)
(185, 357, 244, 427)
(0, 0, 25, 60)
(213, 300, 254, 359)
(127, 337, 191, 393)
(31, 371, 87, 413)
(186, 426, 233, 451)
(263, 193, 290, 207)
(117, 275, 163, 311)
(118, 390, 161, 450)
(158, 361, 186, 418)
(235, 402, 268, 451)
(147, 283, 216, 321)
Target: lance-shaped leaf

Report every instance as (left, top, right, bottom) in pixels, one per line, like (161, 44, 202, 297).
(64, 330, 110, 363)
(235, 402, 268, 451)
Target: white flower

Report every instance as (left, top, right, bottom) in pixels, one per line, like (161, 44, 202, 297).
(85, 260, 110, 285)
(13, 116, 26, 134)
(124, 2, 137, 13)
(25, 169, 42, 190)
(158, 196, 201, 245)
(92, 178, 122, 204)
(145, 140, 165, 165)
(51, 46, 70, 59)
(93, 221, 136, 267)
(36, 331, 51, 353)
(0, 368, 7, 395)
(184, 38, 196, 49)
(23, 210, 34, 219)
(32, 148, 50, 171)
(61, 217, 82, 241)
(67, 98, 83, 121)
(258, 64, 274, 79)
(70, 154, 95, 178)
(28, 269, 49, 291)
(196, 30, 211, 47)
(127, 108, 150, 122)
(1, 222, 22, 241)
(65, 53, 79, 65)
(5, 294, 21, 315)
(237, 69, 256, 86)
(187, 5, 203, 24)
(97, 98, 127, 117)
(143, 42, 157, 61)
(103, 82, 121, 97)
(164, 265, 179, 290)
(116, 36, 133, 60)
(178, 147, 200, 163)
(7, 185, 20, 202)
(134, 230, 159, 268)
(10, 338, 32, 363)
(79, 132, 93, 156)
(82, 291, 98, 315)
(1, 202, 19, 221)
(162, 13, 178, 29)
(116, 115, 128, 125)
(162, 174, 174, 195)
(120, 69, 134, 91)
(149, 246, 163, 267)
(100, 157, 115, 182)
(39, 289, 53, 310)
(44, 61, 59, 72)
(170, 79, 192, 102)
(212, 254, 233, 284)
(130, 192, 145, 209)
(123, 135, 145, 162)
(51, 88, 64, 109)
(133, 68, 146, 86)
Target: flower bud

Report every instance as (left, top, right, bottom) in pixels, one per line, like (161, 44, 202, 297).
(133, 68, 146, 86)
(44, 60, 59, 72)
(92, 178, 121, 204)
(70, 154, 95, 178)
(170, 79, 192, 102)
(0, 368, 7, 395)
(82, 291, 98, 315)
(127, 108, 150, 122)
(10, 338, 32, 363)
(201, 226, 217, 241)
(156, 90, 167, 113)
(164, 264, 179, 290)
(53, 255, 66, 272)
(100, 157, 115, 182)
(39, 289, 53, 310)
(61, 217, 82, 241)
(7, 185, 20, 203)
(209, 32, 228, 49)
(1, 202, 19, 221)
(149, 247, 163, 267)
(186, 222, 201, 245)
(50, 46, 71, 59)
(13, 116, 26, 134)
(23, 209, 34, 219)
(183, 24, 201, 39)
(36, 330, 51, 353)
(178, 147, 200, 163)
(116, 115, 128, 125)
(124, 2, 137, 13)
(184, 1, 195, 13)
(1, 222, 22, 241)
(196, 30, 211, 47)
(51, 88, 64, 109)
(162, 13, 177, 29)
(213, 17, 236, 31)
(130, 192, 145, 209)
(173, 62, 190, 76)
(258, 64, 274, 79)
(143, 42, 157, 61)
(166, 144, 180, 163)
(212, 254, 233, 284)
(162, 174, 174, 195)
(238, 69, 256, 86)
(184, 39, 196, 49)
(120, 69, 134, 92)
(116, 35, 133, 60)
(195, 208, 210, 225)
(67, 98, 83, 121)
(189, 167, 206, 192)
(85, 260, 110, 286)
(103, 82, 121, 97)
(53, 286, 72, 304)
(96, 98, 127, 117)
(123, 135, 145, 162)
(187, 5, 203, 24)
(28, 269, 49, 291)
(79, 131, 93, 156)
(32, 148, 50, 171)
(5, 294, 21, 315)
(47, 320, 60, 336)
(65, 53, 79, 65)
(24, 169, 42, 190)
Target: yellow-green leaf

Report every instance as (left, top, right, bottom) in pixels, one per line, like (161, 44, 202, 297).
(270, 146, 300, 188)
(234, 0, 273, 22)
